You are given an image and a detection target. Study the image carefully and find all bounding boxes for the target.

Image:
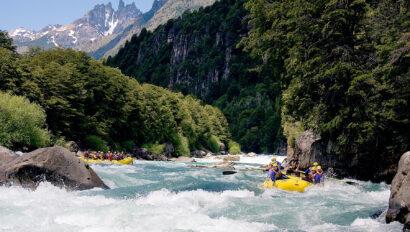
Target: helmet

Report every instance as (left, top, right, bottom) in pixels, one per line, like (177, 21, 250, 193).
(317, 166, 322, 170)
(271, 157, 277, 161)
(313, 162, 319, 166)
(272, 163, 278, 167)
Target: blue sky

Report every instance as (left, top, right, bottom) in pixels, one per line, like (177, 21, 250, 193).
(0, 0, 155, 31)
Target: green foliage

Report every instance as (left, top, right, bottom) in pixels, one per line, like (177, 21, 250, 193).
(207, 135, 221, 153)
(0, 31, 16, 52)
(105, 0, 284, 152)
(228, 140, 241, 154)
(120, 140, 136, 152)
(0, 46, 230, 152)
(142, 143, 165, 154)
(83, 135, 108, 152)
(0, 91, 50, 149)
(171, 133, 190, 157)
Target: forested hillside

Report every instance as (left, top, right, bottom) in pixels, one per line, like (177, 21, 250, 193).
(106, 0, 284, 153)
(240, 0, 409, 180)
(0, 31, 231, 154)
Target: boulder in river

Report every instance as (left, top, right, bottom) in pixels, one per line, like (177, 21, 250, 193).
(386, 151, 410, 230)
(190, 150, 207, 158)
(169, 156, 196, 162)
(244, 152, 257, 157)
(223, 155, 240, 162)
(0, 146, 108, 190)
(131, 148, 168, 161)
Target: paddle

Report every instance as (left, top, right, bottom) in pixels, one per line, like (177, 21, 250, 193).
(222, 169, 268, 175)
(298, 170, 359, 186)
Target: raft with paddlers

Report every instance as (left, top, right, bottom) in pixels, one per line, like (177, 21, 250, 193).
(260, 175, 314, 192)
(80, 151, 133, 165)
(80, 156, 134, 165)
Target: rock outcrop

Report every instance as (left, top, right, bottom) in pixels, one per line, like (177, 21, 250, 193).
(290, 130, 399, 182)
(223, 155, 240, 162)
(65, 141, 80, 152)
(0, 146, 18, 164)
(131, 148, 168, 161)
(386, 151, 410, 230)
(169, 156, 196, 162)
(0, 146, 108, 190)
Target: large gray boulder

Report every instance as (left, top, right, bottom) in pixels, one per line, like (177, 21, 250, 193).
(386, 151, 410, 230)
(0, 146, 108, 190)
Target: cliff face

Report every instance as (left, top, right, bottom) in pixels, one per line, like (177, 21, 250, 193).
(292, 130, 400, 183)
(106, 0, 284, 153)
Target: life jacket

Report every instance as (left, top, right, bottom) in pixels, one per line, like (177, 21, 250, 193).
(290, 159, 299, 169)
(314, 173, 321, 184)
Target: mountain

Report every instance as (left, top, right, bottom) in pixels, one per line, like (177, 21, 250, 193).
(9, 0, 216, 59)
(9, 0, 141, 51)
(88, 0, 216, 60)
(105, 0, 284, 153)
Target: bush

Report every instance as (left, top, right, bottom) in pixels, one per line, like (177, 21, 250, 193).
(83, 135, 108, 152)
(207, 135, 221, 153)
(228, 140, 241, 154)
(142, 143, 165, 154)
(171, 133, 190, 157)
(121, 140, 136, 152)
(0, 91, 51, 149)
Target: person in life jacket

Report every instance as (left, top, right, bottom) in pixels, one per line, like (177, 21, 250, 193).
(270, 157, 283, 170)
(84, 151, 90, 159)
(316, 166, 325, 183)
(287, 155, 300, 176)
(269, 163, 282, 182)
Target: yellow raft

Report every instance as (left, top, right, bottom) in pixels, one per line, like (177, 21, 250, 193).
(79, 156, 134, 165)
(260, 175, 314, 192)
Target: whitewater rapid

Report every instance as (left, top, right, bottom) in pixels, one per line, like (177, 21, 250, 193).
(0, 155, 402, 231)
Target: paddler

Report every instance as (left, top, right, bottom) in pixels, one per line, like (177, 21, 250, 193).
(287, 155, 300, 176)
(269, 163, 282, 182)
(316, 166, 325, 183)
(270, 157, 283, 170)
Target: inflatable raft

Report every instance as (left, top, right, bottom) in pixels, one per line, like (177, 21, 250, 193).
(80, 156, 134, 165)
(260, 175, 314, 192)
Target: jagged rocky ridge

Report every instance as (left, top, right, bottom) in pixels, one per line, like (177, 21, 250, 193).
(9, 0, 141, 51)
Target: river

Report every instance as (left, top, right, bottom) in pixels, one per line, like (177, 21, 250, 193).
(0, 155, 402, 231)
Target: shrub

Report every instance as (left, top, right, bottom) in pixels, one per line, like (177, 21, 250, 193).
(0, 91, 51, 149)
(207, 135, 221, 153)
(228, 140, 241, 154)
(121, 140, 136, 152)
(83, 135, 108, 152)
(171, 133, 190, 157)
(142, 143, 165, 154)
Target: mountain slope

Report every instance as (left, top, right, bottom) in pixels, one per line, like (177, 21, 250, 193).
(106, 0, 284, 152)
(10, 0, 141, 51)
(90, 0, 215, 60)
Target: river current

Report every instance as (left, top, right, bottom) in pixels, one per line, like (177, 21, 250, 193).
(0, 155, 402, 231)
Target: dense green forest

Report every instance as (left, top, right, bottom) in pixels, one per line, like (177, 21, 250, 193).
(105, 0, 284, 153)
(240, 0, 409, 177)
(0, 31, 231, 154)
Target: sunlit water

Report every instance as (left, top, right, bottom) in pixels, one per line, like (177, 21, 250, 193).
(0, 155, 402, 231)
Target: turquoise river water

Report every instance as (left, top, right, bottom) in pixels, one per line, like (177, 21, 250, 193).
(0, 155, 402, 231)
